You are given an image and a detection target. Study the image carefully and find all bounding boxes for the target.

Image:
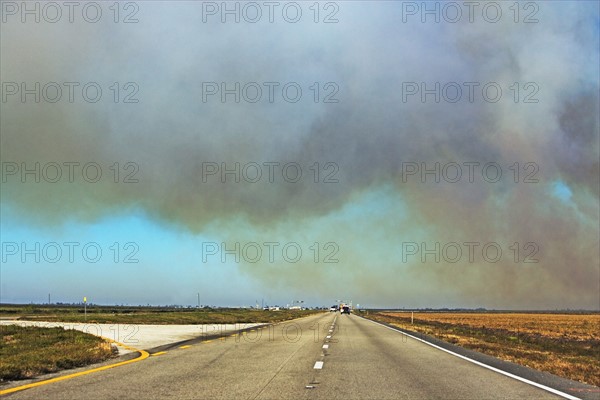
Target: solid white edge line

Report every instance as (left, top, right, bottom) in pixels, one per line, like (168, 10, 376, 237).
(361, 316, 581, 400)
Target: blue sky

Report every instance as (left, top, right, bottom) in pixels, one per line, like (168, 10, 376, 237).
(1, 205, 282, 306)
(1, 186, 412, 307)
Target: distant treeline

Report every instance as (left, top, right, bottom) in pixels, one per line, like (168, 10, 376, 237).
(0, 304, 321, 313)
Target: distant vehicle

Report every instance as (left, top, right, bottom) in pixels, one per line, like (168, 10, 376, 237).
(341, 306, 351, 314)
(329, 305, 339, 312)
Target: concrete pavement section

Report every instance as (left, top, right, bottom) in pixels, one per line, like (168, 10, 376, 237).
(0, 320, 263, 354)
(2, 312, 595, 399)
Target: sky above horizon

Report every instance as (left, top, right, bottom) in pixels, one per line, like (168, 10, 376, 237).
(1, 1, 599, 309)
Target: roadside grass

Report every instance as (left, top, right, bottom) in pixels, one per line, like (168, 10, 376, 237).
(0, 325, 115, 382)
(0, 305, 321, 325)
(364, 311, 600, 387)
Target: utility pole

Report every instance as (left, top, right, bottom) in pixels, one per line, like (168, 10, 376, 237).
(48, 293, 51, 305)
(197, 293, 200, 308)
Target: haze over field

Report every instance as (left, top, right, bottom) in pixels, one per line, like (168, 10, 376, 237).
(1, 1, 598, 309)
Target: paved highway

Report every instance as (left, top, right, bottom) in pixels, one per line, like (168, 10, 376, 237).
(3, 312, 567, 399)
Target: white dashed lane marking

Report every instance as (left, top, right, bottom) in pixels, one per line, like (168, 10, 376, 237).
(311, 315, 337, 372)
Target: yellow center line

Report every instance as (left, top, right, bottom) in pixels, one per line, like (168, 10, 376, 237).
(151, 351, 167, 356)
(179, 345, 192, 349)
(0, 340, 149, 396)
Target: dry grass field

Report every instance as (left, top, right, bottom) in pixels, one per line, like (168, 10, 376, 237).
(0, 305, 320, 325)
(366, 312, 600, 387)
(1, 325, 115, 382)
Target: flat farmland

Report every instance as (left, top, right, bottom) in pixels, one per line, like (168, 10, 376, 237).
(366, 312, 600, 387)
(0, 304, 320, 325)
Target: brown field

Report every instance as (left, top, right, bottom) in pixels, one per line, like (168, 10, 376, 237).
(366, 312, 600, 387)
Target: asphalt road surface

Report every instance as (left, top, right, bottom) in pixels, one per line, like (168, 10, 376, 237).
(3, 312, 567, 399)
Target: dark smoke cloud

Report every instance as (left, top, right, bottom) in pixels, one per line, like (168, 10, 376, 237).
(1, 2, 598, 308)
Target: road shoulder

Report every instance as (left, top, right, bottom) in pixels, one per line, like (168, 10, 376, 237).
(359, 315, 600, 400)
